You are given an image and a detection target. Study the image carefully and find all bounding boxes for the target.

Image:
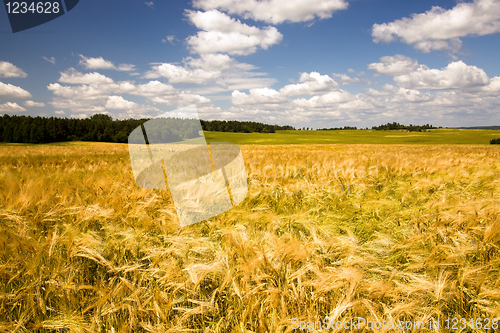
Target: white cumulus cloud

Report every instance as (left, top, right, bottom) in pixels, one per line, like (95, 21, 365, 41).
(0, 102, 26, 112)
(372, 0, 500, 53)
(131, 80, 177, 97)
(148, 63, 221, 85)
(292, 90, 355, 108)
(280, 72, 338, 96)
(186, 53, 254, 72)
(24, 100, 46, 107)
(186, 10, 282, 55)
(48, 66, 215, 116)
(0, 61, 27, 78)
(221, 62, 500, 128)
(145, 54, 275, 92)
(150, 93, 211, 107)
(231, 71, 341, 106)
(482, 76, 500, 92)
(394, 61, 490, 90)
(193, 0, 348, 24)
(232, 87, 288, 105)
(105, 96, 139, 110)
(331, 73, 366, 85)
(0, 81, 32, 99)
(79, 55, 136, 72)
(48, 83, 111, 101)
(59, 68, 114, 85)
(368, 55, 422, 76)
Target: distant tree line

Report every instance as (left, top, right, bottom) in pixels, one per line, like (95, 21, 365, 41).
(0, 114, 295, 144)
(0, 114, 143, 144)
(372, 122, 439, 132)
(200, 120, 294, 133)
(317, 126, 358, 130)
(491, 138, 500, 144)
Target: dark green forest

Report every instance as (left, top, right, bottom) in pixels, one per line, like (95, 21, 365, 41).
(372, 122, 439, 132)
(0, 114, 295, 144)
(316, 123, 440, 131)
(317, 126, 358, 130)
(200, 119, 294, 133)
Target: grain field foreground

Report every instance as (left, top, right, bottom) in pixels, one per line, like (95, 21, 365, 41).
(1, 144, 500, 332)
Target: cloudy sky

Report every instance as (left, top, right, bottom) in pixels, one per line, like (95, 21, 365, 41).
(1, 0, 500, 128)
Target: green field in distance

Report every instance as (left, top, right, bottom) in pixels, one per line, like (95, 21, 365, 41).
(204, 128, 500, 145)
(2, 128, 500, 146)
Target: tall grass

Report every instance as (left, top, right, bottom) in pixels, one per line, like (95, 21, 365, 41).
(1, 144, 500, 332)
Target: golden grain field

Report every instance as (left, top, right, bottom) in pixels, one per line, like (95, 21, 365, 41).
(1, 144, 500, 332)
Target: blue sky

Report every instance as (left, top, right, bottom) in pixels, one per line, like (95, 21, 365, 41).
(1, 0, 500, 128)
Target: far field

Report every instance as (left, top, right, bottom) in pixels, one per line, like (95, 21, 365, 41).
(1, 128, 499, 146)
(204, 128, 500, 145)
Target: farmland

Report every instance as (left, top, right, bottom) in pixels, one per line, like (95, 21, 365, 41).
(1, 137, 500, 331)
(203, 128, 500, 145)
